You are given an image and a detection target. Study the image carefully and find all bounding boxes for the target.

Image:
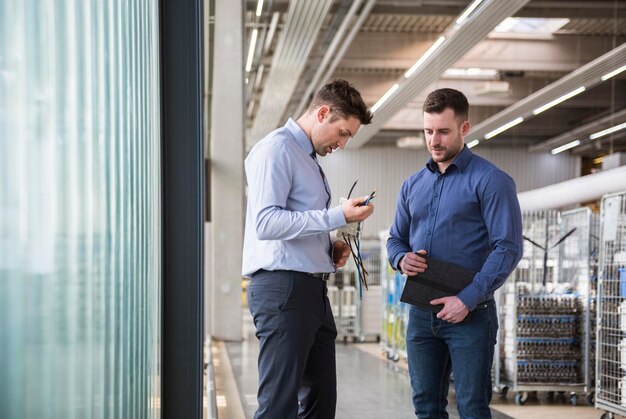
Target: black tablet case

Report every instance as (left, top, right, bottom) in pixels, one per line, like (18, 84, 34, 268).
(400, 257, 476, 313)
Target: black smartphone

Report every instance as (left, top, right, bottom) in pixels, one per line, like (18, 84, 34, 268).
(358, 190, 376, 206)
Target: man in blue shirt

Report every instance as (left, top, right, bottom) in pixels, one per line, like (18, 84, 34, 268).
(387, 88, 523, 418)
(243, 79, 374, 419)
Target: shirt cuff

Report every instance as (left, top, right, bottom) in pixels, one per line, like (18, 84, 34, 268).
(393, 253, 406, 272)
(328, 206, 346, 230)
(456, 281, 483, 311)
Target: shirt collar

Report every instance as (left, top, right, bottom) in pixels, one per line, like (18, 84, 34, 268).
(285, 118, 315, 156)
(426, 144, 472, 173)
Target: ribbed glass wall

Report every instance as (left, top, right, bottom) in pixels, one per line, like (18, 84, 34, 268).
(0, 1, 161, 418)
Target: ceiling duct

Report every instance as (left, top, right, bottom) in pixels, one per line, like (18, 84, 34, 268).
(248, 0, 333, 146)
(530, 108, 626, 153)
(518, 165, 626, 211)
(347, 0, 531, 149)
(468, 43, 626, 143)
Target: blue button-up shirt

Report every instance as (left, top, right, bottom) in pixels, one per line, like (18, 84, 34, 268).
(387, 145, 523, 310)
(242, 118, 347, 277)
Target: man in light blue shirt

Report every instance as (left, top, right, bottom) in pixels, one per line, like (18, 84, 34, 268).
(243, 79, 374, 419)
(387, 88, 523, 418)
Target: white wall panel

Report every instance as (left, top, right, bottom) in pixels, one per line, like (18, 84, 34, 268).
(320, 146, 579, 236)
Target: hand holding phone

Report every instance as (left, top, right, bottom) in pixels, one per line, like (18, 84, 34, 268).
(359, 190, 376, 206)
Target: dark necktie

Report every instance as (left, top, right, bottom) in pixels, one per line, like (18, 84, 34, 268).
(311, 151, 331, 208)
(311, 150, 335, 266)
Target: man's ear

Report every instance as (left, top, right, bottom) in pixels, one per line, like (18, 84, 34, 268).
(317, 105, 330, 123)
(460, 120, 470, 137)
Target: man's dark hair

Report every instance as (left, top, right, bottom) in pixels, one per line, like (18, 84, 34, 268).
(423, 88, 469, 122)
(309, 79, 373, 125)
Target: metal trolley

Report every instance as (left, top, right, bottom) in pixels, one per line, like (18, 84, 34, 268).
(329, 238, 383, 342)
(379, 230, 409, 362)
(498, 210, 593, 405)
(561, 207, 598, 405)
(327, 268, 359, 341)
(596, 192, 626, 419)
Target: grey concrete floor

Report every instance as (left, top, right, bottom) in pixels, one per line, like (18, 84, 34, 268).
(217, 310, 624, 419)
(223, 311, 513, 419)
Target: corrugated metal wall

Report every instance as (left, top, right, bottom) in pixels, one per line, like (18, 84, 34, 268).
(320, 146, 580, 236)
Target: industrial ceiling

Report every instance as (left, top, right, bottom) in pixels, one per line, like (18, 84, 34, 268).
(244, 0, 626, 164)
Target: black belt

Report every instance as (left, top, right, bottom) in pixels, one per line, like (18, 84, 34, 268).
(307, 272, 331, 281)
(256, 269, 331, 281)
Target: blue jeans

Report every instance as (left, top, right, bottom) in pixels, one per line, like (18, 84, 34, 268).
(406, 300, 498, 419)
(248, 270, 337, 419)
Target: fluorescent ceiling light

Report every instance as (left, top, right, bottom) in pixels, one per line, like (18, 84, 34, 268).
(245, 29, 258, 72)
(404, 36, 446, 78)
(456, 0, 483, 25)
(467, 139, 480, 148)
(532, 86, 586, 115)
(371, 83, 399, 113)
(494, 17, 569, 34)
(484, 117, 524, 139)
(443, 67, 498, 79)
(589, 122, 626, 140)
(601, 64, 626, 81)
(255, 0, 264, 17)
(444, 68, 467, 77)
(551, 140, 580, 155)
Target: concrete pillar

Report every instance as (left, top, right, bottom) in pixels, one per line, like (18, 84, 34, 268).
(210, 0, 244, 340)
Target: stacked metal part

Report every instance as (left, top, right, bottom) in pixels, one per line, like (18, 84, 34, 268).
(513, 294, 582, 384)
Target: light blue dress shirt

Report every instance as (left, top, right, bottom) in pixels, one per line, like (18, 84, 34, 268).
(386, 145, 523, 310)
(242, 118, 347, 277)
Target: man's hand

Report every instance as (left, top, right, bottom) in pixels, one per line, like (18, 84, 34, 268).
(332, 240, 351, 268)
(431, 296, 469, 323)
(399, 250, 428, 276)
(341, 196, 374, 223)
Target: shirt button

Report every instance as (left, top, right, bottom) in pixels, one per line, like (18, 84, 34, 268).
(434, 193, 439, 197)
(427, 231, 432, 235)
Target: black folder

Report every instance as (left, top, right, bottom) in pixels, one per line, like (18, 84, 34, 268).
(400, 256, 476, 313)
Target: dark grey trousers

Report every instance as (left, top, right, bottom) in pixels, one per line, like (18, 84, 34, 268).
(248, 270, 338, 419)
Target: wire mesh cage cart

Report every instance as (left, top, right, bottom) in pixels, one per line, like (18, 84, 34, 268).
(327, 268, 359, 341)
(596, 192, 626, 419)
(329, 238, 383, 342)
(356, 238, 383, 342)
(498, 210, 593, 405)
(561, 207, 597, 405)
(379, 230, 409, 362)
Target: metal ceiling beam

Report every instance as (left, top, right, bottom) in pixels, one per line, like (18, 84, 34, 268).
(347, 0, 532, 149)
(246, 0, 625, 18)
(339, 35, 615, 73)
(529, 108, 626, 152)
(573, 130, 626, 154)
(467, 43, 626, 144)
(248, 0, 333, 146)
(293, 0, 368, 116)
